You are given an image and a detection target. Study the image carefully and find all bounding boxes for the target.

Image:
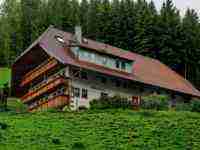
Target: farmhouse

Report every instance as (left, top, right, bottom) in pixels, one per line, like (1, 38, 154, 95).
(12, 26, 200, 111)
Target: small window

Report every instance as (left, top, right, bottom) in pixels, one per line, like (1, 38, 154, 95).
(101, 76, 107, 84)
(91, 53, 95, 62)
(81, 71, 88, 80)
(102, 57, 107, 65)
(82, 89, 88, 99)
(116, 60, 120, 69)
(123, 81, 127, 88)
(97, 76, 107, 84)
(121, 61, 126, 70)
(72, 87, 80, 98)
(101, 92, 108, 98)
(115, 80, 121, 87)
(55, 35, 65, 44)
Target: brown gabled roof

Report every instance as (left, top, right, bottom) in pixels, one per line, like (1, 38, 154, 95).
(13, 26, 200, 97)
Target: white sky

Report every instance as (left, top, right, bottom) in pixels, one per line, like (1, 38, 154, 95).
(146, 0, 200, 16)
(0, 0, 199, 16)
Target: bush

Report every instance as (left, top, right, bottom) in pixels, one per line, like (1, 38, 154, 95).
(191, 98, 200, 112)
(90, 95, 131, 110)
(78, 106, 88, 111)
(14, 99, 28, 113)
(141, 94, 169, 110)
(71, 142, 86, 150)
(175, 102, 191, 112)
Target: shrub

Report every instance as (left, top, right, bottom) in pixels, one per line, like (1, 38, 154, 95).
(15, 99, 28, 113)
(175, 103, 191, 112)
(141, 94, 169, 110)
(52, 138, 61, 145)
(90, 95, 131, 110)
(191, 98, 200, 112)
(62, 106, 72, 112)
(78, 106, 88, 111)
(71, 142, 86, 150)
(0, 122, 8, 130)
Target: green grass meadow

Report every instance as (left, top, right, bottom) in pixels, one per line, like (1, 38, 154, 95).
(0, 68, 11, 88)
(0, 100, 200, 150)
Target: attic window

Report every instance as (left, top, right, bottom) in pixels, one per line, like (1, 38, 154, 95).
(55, 35, 65, 44)
(82, 38, 88, 44)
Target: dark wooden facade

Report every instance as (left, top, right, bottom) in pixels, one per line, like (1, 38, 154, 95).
(18, 56, 69, 111)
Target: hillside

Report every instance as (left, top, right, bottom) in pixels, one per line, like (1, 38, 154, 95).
(1, 108, 200, 150)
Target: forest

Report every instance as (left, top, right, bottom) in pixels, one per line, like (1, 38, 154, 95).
(0, 0, 200, 88)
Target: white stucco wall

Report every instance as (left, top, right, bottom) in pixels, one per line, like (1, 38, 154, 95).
(68, 68, 146, 109)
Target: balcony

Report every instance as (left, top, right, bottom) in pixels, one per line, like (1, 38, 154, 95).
(21, 76, 68, 103)
(20, 58, 58, 86)
(29, 95, 69, 112)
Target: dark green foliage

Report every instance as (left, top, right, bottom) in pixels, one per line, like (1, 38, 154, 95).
(78, 106, 88, 111)
(141, 94, 170, 110)
(191, 99, 200, 112)
(90, 95, 131, 110)
(71, 142, 86, 150)
(0, 122, 8, 130)
(175, 102, 192, 112)
(51, 138, 61, 145)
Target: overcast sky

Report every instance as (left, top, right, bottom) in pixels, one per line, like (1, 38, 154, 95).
(146, 0, 200, 16)
(0, 0, 199, 16)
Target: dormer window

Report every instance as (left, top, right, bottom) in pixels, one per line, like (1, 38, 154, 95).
(55, 35, 65, 44)
(76, 47, 133, 73)
(121, 61, 126, 70)
(116, 60, 120, 69)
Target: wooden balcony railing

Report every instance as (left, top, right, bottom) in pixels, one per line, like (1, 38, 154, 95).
(29, 95, 69, 112)
(28, 69, 65, 94)
(20, 58, 58, 86)
(21, 76, 68, 103)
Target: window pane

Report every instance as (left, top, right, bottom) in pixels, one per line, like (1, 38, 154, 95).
(121, 62, 126, 70)
(116, 60, 120, 69)
(81, 71, 88, 80)
(101, 92, 108, 98)
(82, 89, 88, 99)
(72, 87, 80, 98)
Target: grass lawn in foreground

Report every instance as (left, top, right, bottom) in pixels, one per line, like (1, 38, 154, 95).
(0, 107, 200, 150)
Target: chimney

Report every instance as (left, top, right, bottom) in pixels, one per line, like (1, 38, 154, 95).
(75, 26, 82, 44)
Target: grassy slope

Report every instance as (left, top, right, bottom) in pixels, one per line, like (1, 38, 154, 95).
(0, 68, 11, 88)
(1, 108, 200, 150)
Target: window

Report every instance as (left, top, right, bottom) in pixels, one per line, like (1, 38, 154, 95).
(72, 87, 80, 98)
(97, 76, 107, 84)
(101, 92, 108, 98)
(82, 89, 88, 99)
(115, 80, 121, 87)
(121, 61, 126, 70)
(55, 35, 65, 44)
(91, 53, 95, 62)
(102, 57, 107, 65)
(123, 81, 127, 88)
(116, 60, 120, 69)
(101, 76, 107, 84)
(81, 71, 88, 80)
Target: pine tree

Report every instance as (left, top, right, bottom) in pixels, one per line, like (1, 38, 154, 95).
(156, 0, 181, 66)
(181, 9, 200, 85)
(134, 0, 158, 57)
(80, 0, 89, 35)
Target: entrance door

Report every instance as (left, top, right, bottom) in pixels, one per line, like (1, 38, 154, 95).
(132, 96, 141, 110)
